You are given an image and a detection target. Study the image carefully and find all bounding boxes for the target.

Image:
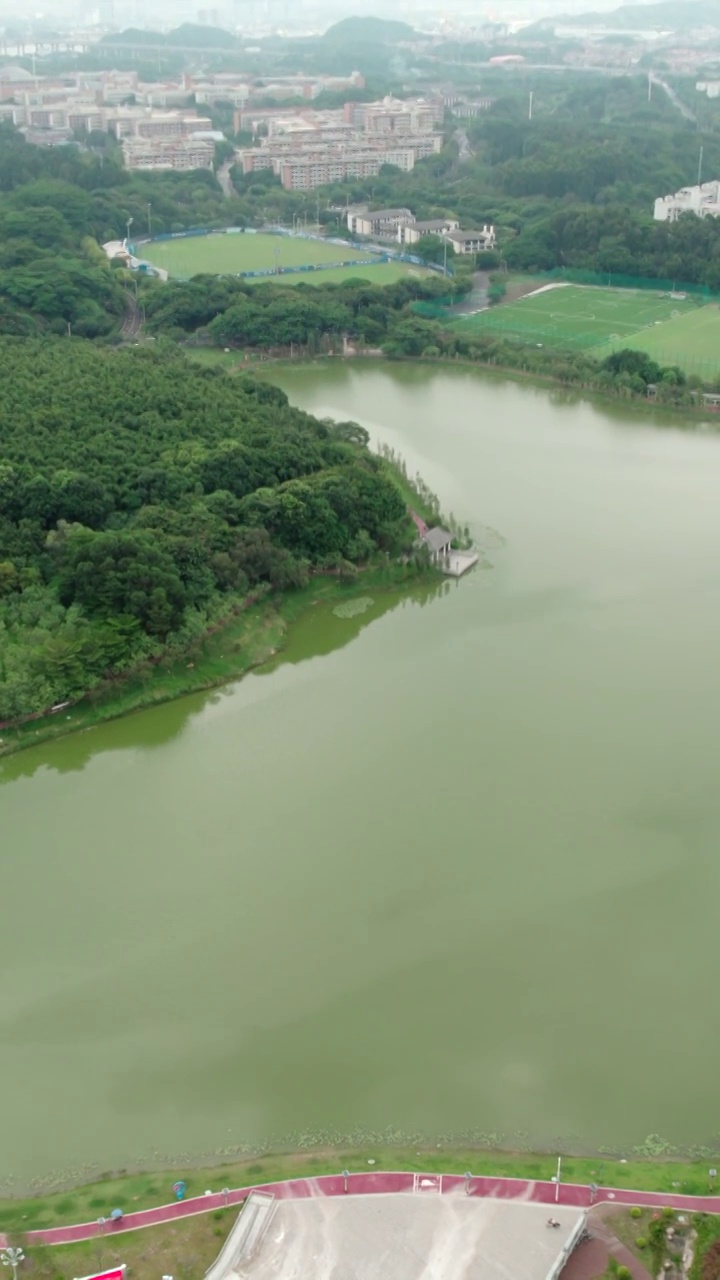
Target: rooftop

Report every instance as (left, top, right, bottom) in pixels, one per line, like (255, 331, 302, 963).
(361, 207, 413, 220)
(415, 218, 456, 230)
(236, 1193, 585, 1280)
(446, 229, 489, 241)
(424, 526, 452, 552)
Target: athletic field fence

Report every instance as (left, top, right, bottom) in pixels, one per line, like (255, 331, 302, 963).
(413, 276, 720, 379)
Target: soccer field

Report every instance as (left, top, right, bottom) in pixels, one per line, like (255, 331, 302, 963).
(592, 303, 720, 377)
(448, 283, 720, 376)
(140, 232, 427, 285)
(450, 284, 703, 353)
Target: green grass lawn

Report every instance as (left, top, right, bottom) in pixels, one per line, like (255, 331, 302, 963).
(2, 1148, 719, 1235)
(592, 302, 720, 378)
(448, 284, 703, 355)
(8, 1211, 237, 1280)
(140, 233, 429, 286)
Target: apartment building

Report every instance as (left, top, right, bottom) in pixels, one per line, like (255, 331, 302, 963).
(347, 208, 495, 255)
(347, 207, 414, 236)
(399, 216, 460, 245)
(654, 181, 720, 221)
(111, 110, 213, 140)
(122, 136, 215, 171)
(195, 82, 251, 107)
(343, 95, 444, 134)
(444, 226, 496, 254)
(278, 154, 386, 190)
(452, 98, 495, 117)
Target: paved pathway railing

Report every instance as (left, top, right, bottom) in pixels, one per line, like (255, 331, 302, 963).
(3, 1172, 719, 1248)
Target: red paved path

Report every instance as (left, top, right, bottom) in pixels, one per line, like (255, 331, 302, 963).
(5, 1172, 719, 1248)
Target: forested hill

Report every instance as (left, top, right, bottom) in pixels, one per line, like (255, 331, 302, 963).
(531, 0, 720, 30)
(0, 339, 409, 721)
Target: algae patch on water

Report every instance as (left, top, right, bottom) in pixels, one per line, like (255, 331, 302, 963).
(332, 597, 375, 620)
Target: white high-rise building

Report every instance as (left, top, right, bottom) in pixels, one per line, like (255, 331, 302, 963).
(654, 181, 720, 222)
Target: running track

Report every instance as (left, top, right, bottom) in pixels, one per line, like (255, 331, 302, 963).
(4, 1173, 720, 1248)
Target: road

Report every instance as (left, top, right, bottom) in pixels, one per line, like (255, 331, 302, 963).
(454, 127, 473, 163)
(120, 293, 142, 340)
(7, 1171, 720, 1248)
(217, 159, 236, 199)
(649, 73, 697, 123)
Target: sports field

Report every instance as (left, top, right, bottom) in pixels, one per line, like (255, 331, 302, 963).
(449, 283, 720, 376)
(141, 232, 428, 286)
(592, 302, 720, 375)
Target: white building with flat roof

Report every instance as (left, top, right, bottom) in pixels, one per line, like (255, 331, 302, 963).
(654, 181, 720, 221)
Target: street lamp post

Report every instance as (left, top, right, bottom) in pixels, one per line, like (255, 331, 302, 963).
(555, 1156, 562, 1204)
(464, 1172, 473, 1197)
(1, 1248, 25, 1280)
(147, 202, 152, 237)
(341, 1170, 350, 1194)
(125, 215, 133, 248)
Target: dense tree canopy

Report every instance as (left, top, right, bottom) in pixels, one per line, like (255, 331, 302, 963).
(0, 339, 410, 720)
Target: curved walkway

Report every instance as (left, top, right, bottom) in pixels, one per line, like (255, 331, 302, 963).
(5, 1173, 720, 1248)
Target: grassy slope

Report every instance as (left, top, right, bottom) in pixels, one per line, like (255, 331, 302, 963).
(2, 1149, 719, 1235)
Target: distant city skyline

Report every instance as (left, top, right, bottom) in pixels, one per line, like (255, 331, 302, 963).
(0, 0, 656, 36)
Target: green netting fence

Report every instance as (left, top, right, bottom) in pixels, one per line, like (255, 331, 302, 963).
(413, 271, 720, 322)
(532, 268, 719, 299)
(413, 294, 461, 318)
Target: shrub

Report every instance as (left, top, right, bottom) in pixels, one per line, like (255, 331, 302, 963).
(214, 1227, 223, 1237)
(617, 1268, 632, 1279)
(636, 1236, 647, 1249)
(630, 1207, 642, 1219)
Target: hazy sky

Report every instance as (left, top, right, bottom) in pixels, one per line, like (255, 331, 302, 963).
(1, 0, 639, 30)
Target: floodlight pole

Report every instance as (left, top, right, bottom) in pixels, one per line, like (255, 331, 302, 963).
(1, 1247, 26, 1280)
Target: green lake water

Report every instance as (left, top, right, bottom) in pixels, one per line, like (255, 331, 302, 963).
(3, 362, 720, 1188)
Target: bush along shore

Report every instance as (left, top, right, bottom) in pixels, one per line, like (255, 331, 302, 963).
(145, 271, 718, 413)
(0, 337, 451, 753)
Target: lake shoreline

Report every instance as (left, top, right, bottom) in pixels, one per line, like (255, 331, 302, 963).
(190, 347, 717, 425)
(2, 1145, 719, 1225)
(0, 564, 433, 760)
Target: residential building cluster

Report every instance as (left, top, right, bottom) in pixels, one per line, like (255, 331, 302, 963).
(346, 206, 496, 255)
(654, 181, 720, 222)
(235, 95, 445, 191)
(0, 62, 365, 169)
(0, 64, 223, 167)
(194, 69, 365, 107)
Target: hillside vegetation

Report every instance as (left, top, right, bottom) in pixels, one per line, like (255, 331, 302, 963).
(0, 339, 410, 721)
